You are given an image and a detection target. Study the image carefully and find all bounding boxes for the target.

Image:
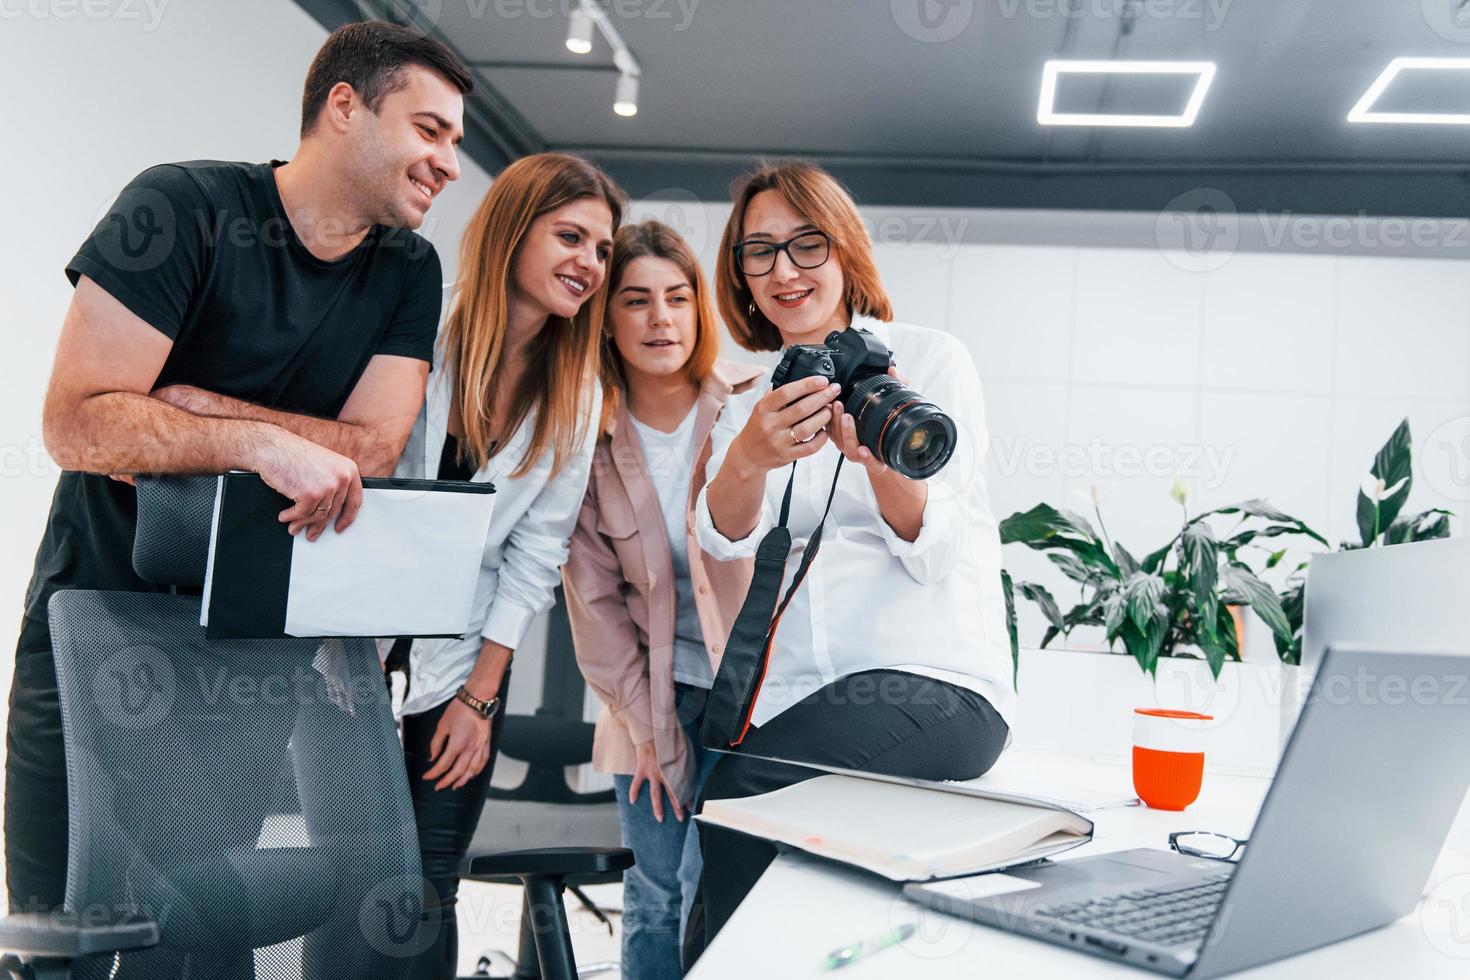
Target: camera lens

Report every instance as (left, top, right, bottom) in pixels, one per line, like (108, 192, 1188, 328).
(846, 375, 956, 479)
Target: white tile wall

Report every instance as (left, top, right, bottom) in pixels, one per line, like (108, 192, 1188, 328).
(922, 241, 1470, 655)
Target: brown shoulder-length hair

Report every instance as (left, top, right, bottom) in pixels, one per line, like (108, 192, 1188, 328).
(601, 220, 721, 410)
(441, 152, 625, 478)
(715, 160, 893, 352)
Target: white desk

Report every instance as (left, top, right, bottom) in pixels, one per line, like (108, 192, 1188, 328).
(689, 751, 1470, 978)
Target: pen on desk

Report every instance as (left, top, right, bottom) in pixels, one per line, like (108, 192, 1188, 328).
(823, 922, 917, 970)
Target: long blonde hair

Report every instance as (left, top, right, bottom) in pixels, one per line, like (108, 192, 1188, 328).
(442, 153, 625, 478)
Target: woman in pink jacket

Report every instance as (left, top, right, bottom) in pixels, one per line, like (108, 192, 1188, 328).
(562, 220, 762, 980)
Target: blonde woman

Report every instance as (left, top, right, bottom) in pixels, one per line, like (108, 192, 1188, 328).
(562, 221, 762, 979)
(392, 152, 623, 980)
(683, 162, 1015, 962)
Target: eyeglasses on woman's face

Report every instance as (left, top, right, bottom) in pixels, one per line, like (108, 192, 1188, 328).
(732, 230, 831, 278)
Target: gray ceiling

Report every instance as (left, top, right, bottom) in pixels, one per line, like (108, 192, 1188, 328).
(300, 0, 1470, 216)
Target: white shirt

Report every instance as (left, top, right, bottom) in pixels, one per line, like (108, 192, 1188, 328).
(694, 317, 1017, 730)
(393, 363, 602, 716)
(628, 405, 714, 689)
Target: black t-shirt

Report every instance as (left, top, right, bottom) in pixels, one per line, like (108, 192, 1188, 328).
(23, 160, 443, 626)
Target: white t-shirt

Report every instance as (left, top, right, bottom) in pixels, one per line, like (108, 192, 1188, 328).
(629, 405, 714, 689)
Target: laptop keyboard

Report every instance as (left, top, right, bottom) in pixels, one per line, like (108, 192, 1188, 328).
(1031, 872, 1233, 948)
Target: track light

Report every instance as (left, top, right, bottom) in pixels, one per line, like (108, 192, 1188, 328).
(566, 6, 593, 54)
(614, 72, 639, 116)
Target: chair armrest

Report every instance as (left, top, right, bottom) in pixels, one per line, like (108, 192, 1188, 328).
(466, 845, 634, 879)
(0, 911, 159, 958)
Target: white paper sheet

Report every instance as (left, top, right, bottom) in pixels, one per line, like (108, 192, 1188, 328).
(281, 486, 494, 638)
(199, 474, 226, 628)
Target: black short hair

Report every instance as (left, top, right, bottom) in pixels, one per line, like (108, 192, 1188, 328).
(301, 21, 473, 137)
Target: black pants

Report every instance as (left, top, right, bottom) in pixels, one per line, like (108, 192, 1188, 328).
(682, 669, 1009, 970)
(4, 616, 66, 913)
(400, 668, 512, 980)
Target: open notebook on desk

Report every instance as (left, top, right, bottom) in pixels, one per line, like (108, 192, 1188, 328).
(696, 756, 1103, 882)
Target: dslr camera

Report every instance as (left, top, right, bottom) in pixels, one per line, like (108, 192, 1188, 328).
(770, 327, 956, 479)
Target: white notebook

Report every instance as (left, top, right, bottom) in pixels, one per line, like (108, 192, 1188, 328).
(697, 773, 1093, 881)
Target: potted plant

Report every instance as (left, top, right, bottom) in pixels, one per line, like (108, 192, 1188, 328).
(1260, 419, 1451, 740)
(1000, 483, 1323, 683)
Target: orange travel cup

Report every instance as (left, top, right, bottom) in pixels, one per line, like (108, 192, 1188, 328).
(1132, 708, 1212, 811)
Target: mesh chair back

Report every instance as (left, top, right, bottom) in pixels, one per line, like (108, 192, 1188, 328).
(132, 475, 217, 589)
(48, 476, 424, 979)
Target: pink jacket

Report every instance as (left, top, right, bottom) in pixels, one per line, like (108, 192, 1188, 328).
(562, 359, 765, 801)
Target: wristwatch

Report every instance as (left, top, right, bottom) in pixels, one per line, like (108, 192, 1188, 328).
(454, 685, 501, 719)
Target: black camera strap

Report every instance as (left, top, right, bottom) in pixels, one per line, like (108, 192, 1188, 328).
(701, 456, 845, 750)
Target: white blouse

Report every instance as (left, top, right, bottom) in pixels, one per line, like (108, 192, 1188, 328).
(694, 317, 1017, 730)
(394, 362, 601, 716)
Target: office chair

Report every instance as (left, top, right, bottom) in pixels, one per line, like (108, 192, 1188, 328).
(0, 475, 423, 980)
(460, 587, 631, 980)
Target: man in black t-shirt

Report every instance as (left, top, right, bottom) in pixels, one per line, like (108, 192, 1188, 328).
(6, 22, 473, 913)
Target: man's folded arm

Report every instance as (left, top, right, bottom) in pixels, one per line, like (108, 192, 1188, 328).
(154, 353, 429, 477)
(44, 275, 362, 536)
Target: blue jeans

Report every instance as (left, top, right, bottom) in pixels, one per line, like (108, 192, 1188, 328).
(612, 684, 716, 980)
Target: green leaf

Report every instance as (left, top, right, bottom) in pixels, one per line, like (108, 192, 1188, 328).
(1195, 603, 1239, 678)
(1202, 500, 1329, 547)
(1387, 508, 1453, 544)
(1113, 541, 1140, 577)
(1356, 419, 1413, 547)
(1141, 538, 1176, 574)
(999, 504, 1118, 574)
(1020, 582, 1065, 631)
(1001, 570, 1019, 690)
(1123, 573, 1166, 635)
(1046, 551, 1096, 584)
(1265, 548, 1287, 569)
(1178, 523, 1220, 645)
(1222, 561, 1292, 642)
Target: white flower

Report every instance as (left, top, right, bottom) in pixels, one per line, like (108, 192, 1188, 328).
(1170, 475, 1188, 506)
(1359, 474, 1408, 502)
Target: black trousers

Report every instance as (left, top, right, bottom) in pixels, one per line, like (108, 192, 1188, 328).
(400, 668, 512, 980)
(4, 616, 66, 913)
(682, 669, 1010, 970)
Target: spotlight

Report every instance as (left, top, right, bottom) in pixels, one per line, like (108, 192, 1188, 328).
(566, 6, 593, 54)
(614, 72, 639, 116)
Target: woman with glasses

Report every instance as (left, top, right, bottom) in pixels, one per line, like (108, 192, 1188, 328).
(390, 152, 623, 979)
(682, 161, 1016, 964)
(562, 220, 764, 979)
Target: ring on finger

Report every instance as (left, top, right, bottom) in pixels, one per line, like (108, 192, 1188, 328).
(790, 426, 816, 446)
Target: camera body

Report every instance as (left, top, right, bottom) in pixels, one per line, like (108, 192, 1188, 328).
(770, 325, 895, 395)
(771, 327, 956, 479)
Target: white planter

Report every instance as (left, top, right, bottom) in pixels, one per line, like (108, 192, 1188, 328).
(1013, 647, 1290, 773)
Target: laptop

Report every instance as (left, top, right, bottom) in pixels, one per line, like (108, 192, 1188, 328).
(904, 643, 1470, 976)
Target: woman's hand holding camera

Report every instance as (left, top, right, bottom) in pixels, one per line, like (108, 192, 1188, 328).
(728, 376, 841, 474)
(826, 365, 906, 476)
